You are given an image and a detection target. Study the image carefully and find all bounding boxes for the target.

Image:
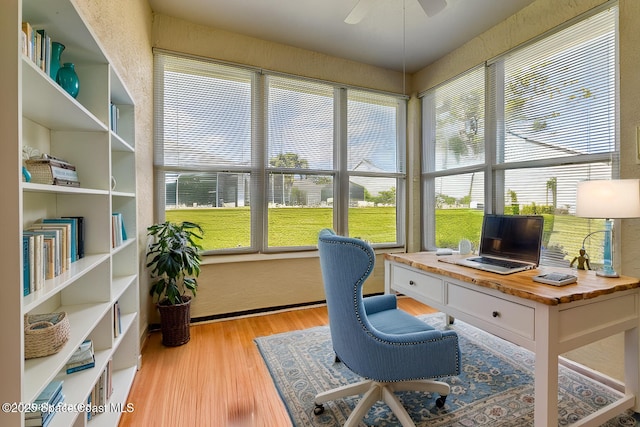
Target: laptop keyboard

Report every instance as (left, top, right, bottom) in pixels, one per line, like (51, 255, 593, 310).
(472, 256, 528, 269)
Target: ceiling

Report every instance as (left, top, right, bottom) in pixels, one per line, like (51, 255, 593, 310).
(148, 0, 536, 73)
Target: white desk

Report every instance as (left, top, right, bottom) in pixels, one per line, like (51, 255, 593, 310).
(384, 252, 640, 427)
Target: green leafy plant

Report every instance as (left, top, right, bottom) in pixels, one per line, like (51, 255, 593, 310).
(146, 221, 203, 305)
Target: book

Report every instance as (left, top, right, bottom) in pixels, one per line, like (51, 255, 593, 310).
(24, 229, 61, 277)
(66, 339, 94, 366)
(21, 22, 34, 62)
(112, 213, 126, 247)
(29, 223, 70, 271)
(32, 234, 44, 291)
(62, 216, 84, 259)
(25, 226, 66, 276)
(42, 237, 54, 279)
(33, 379, 63, 405)
(113, 301, 122, 337)
(35, 29, 50, 74)
(32, 154, 77, 169)
(26, 384, 64, 427)
(22, 235, 32, 296)
(66, 356, 95, 374)
(42, 218, 77, 263)
(533, 272, 577, 286)
(53, 178, 81, 187)
(27, 234, 34, 293)
(24, 391, 64, 427)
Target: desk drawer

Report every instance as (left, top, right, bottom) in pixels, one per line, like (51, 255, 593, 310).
(391, 265, 444, 304)
(448, 283, 534, 340)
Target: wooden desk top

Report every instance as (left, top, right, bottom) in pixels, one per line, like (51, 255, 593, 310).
(385, 252, 640, 306)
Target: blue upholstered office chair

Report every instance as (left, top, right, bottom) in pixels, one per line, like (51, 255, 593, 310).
(314, 229, 461, 427)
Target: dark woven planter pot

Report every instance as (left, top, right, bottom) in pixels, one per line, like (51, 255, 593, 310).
(157, 296, 192, 346)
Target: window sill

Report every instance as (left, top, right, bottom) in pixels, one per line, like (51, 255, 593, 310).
(201, 247, 406, 265)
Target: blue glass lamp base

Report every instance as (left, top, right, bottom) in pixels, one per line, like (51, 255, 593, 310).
(597, 219, 618, 277)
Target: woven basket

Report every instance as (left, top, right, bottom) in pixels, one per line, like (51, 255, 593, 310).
(157, 296, 191, 347)
(24, 312, 70, 359)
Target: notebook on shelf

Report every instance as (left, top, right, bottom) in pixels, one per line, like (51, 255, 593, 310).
(454, 214, 544, 275)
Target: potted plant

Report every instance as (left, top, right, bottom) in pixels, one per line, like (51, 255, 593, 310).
(146, 221, 203, 346)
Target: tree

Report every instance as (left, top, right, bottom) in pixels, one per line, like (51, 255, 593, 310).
(374, 187, 396, 205)
(546, 177, 557, 212)
(269, 153, 309, 205)
(508, 189, 519, 214)
(437, 64, 590, 210)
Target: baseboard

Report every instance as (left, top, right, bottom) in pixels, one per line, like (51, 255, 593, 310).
(147, 293, 385, 331)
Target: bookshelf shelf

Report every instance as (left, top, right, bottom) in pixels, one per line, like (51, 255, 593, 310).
(22, 57, 106, 132)
(22, 182, 110, 196)
(2, 0, 141, 425)
(24, 302, 112, 402)
(110, 132, 134, 152)
(22, 253, 111, 312)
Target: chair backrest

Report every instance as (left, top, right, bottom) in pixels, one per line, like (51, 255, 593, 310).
(317, 229, 376, 367)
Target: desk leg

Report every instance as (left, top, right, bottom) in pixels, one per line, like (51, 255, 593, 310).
(534, 304, 559, 427)
(625, 325, 640, 412)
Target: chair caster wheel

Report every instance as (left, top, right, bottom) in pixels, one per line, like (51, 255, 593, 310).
(314, 404, 325, 415)
(436, 396, 447, 408)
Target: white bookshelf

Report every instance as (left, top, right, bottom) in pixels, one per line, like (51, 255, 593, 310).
(0, 0, 140, 425)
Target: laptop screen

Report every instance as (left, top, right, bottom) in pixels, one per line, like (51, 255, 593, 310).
(479, 214, 544, 265)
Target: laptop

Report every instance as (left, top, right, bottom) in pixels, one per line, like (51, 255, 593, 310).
(455, 214, 544, 275)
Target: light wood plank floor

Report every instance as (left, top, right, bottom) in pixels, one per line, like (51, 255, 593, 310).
(118, 298, 436, 427)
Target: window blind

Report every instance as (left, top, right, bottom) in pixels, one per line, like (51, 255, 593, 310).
(496, 5, 617, 164)
(154, 54, 254, 170)
(421, 4, 619, 268)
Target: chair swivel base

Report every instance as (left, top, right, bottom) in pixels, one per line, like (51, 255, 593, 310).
(313, 379, 450, 427)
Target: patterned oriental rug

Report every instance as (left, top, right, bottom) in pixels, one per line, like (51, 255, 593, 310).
(255, 313, 639, 426)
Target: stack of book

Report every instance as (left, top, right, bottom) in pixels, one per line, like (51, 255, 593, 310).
(23, 216, 84, 296)
(25, 155, 80, 187)
(111, 212, 128, 248)
(110, 103, 120, 134)
(88, 360, 113, 420)
(21, 22, 52, 76)
(65, 340, 95, 374)
(26, 380, 64, 427)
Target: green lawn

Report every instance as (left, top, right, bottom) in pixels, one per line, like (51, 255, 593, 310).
(166, 207, 397, 249)
(166, 208, 598, 262)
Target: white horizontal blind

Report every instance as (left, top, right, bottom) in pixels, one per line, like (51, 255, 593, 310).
(429, 67, 485, 173)
(493, 6, 617, 266)
(154, 54, 254, 170)
(347, 90, 402, 173)
(347, 90, 406, 244)
(422, 4, 619, 268)
(154, 51, 407, 252)
(498, 6, 617, 164)
(266, 76, 334, 171)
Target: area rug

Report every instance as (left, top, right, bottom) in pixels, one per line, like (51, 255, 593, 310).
(255, 313, 639, 426)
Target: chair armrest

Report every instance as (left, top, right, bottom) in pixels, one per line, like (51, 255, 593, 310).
(363, 294, 397, 315)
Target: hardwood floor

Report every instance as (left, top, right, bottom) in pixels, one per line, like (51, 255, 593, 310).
(118, 298, 436, 427)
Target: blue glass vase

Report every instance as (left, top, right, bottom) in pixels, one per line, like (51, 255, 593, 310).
(56, 62, 80, 98)
(50, 42, 64, 81)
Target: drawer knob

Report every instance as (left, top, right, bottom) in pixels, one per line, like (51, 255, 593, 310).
(492, 311, 500, 318)
(409, 280, 416, 286)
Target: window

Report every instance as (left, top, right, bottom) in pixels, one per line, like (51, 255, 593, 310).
(422, 5, 618, 268)
(154, 52, 406, 253)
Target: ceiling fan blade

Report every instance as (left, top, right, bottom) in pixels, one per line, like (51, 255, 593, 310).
(417, 0, 447, 17)
(344, 0, 374, 25)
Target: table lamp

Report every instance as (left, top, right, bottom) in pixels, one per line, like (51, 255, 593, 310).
(575, 179, 640, 277)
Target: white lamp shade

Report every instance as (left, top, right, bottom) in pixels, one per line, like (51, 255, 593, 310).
(576, 179, 640, 219)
